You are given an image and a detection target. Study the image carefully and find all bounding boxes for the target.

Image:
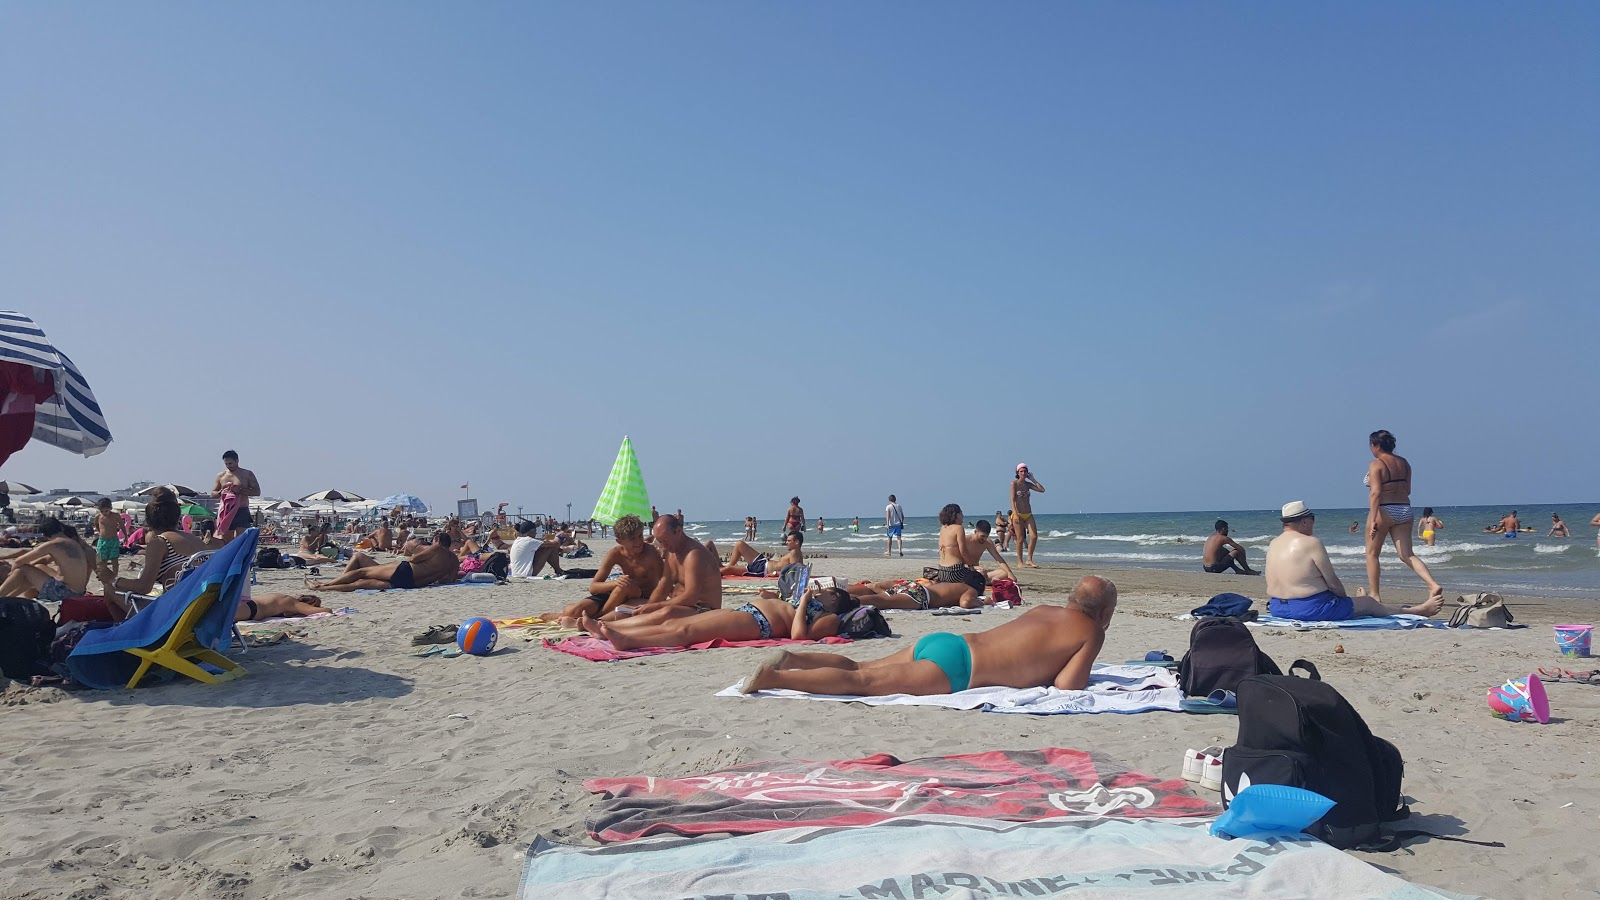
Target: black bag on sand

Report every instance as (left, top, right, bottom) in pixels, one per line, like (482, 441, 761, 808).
(1178, 616, 1281, 696)
(1223, 661, 1409, 849)
(256, 547, 283, 569)
(0, 597, 55, 679)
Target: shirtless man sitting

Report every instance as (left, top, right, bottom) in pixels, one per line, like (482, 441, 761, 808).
(707, 531, 803, 578)
(597, 514, 721, 625)
(368, 522, 395, 552)
(1203, 519, 1259, 575)
(558, 515, 663, 624)
(962, 519, 1014, 583)
(739, 575, 1118, 696)
(0, 517, 93, 600)
(310, 532, 460, 592)
(1265, 501, 1442, 621)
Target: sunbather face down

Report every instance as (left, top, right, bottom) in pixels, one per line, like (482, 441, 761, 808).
(309, 532, 459, 592)
(740, 575, 1118, 697)
(585, 585, 857, 650)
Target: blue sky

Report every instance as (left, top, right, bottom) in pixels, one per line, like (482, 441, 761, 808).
(3, 4, 1595, 521)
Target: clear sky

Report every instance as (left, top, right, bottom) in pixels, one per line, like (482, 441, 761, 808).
(3, 4, 1595, 521)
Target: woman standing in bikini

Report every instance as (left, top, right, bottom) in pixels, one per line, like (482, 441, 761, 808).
(1364, 430, 1443, 605)
(1417, 508, 1443, 546)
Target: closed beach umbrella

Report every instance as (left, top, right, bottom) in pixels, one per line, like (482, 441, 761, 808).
(135, 483, 200, 497)
(0, 310, 113, 467)
(0, 481, 42, 495)
(376, 494, 429, 514)
(590, 435, 651, 526)
(300, 489, 366, 503)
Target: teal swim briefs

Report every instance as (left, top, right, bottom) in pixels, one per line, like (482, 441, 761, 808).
(913, 632, 973, 693)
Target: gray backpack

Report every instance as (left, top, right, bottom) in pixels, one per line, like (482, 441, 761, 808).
(1447, 593, 1514, 628)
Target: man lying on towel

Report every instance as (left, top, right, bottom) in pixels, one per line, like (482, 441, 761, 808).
(706, 531, 803, 578)
(558, 514, 663, 624)
(739, 576, 1117, 696)
(309, 531, 460, 592)
(1265, 501, 1442, 622)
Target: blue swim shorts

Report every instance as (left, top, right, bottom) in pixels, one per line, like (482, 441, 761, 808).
(1268, 591, 1354, 622)
(887, 524, 903, 537)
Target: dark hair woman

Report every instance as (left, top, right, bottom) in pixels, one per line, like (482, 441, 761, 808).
(1364, 430, 1443, 607)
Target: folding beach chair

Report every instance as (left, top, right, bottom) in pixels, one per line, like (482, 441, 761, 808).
(68, 529, 258, 689)
(118, 550, 215, 616)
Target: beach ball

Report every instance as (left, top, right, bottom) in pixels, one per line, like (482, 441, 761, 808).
(457, 617, 499, 656)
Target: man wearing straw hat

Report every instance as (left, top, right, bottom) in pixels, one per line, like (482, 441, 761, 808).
(1265, 501, 1443, 622)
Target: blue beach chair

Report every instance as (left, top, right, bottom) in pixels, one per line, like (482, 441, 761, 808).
(69, 528, 259, 690)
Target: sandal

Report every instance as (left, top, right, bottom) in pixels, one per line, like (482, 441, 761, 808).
(411, 624, 460, 646)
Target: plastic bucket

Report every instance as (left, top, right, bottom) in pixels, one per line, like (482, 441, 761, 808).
(1487, 673, 1550, 724)
(1554, 624, 1592, 658)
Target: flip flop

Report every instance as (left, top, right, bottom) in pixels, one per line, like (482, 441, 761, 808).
(1179, 690, 1239, 714)
(1538, 668, 1600, 684)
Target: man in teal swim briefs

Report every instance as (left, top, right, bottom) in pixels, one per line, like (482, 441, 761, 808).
(739, 575, 1118, 696)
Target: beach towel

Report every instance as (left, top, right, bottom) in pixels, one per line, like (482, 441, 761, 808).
(491, 616, 584, 641)
(585, 748, 1216, 841)
(520, 816, 1471, 900)
(546, 634, 850, 662)
(719, 664, 1182, 715)
(1247, 614, 1449, 631)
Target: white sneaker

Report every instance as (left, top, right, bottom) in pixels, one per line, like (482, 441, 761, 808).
(1182, 749, 1206, 782)
(1200, 755, 1225, 792)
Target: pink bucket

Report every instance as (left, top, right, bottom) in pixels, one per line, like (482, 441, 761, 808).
(1487, 673, 1550, 724)
(1554, 624, 1592, 659)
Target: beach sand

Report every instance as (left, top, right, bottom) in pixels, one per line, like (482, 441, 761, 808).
(3, 550, 1595, 899)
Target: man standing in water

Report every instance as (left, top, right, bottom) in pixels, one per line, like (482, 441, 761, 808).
(1010, 463, 1046, 568)
(1499, 510, 1521, 537)
(211, 450, 261, 541)
(884, 494, 905, 558)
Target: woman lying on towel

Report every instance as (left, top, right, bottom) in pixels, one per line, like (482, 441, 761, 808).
(846, 579, 980, 611)
(584, 584, 857, 650)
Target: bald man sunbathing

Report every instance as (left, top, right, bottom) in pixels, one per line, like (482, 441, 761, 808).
(740, 575, 1117, 696)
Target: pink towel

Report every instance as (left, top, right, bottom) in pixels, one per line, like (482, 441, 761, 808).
(214, 485, 241, 534)
(545, 635, 851, 662)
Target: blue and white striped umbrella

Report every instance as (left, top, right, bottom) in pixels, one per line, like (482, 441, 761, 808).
(0, 311, 112, 458)
(377, 493, 429, 514)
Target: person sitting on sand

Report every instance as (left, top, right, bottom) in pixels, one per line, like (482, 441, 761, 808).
(509, 519, 566, 578)
(0, 517, 93, 600)
(707, 530, 803, 577)
(928, 504, 988, 597)
(1202, 519, 1259, 575)
(739, 575, 1118, 696)
(288, 526, 335, 566)
(962, 519, 1015, 584)
(368, 521, 394, 552)
(846, 578, 981, 611)
(557, 515, 664, 624)
(585, 582, 855, 650)
(1265, 501, 1442, 622)
(601, 514, 722, 623)
(309, 532, 459, 592)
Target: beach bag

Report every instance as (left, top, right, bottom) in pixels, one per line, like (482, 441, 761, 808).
(459, 555, 484, 575)
(1223, 662, 1408, 849)
(1448, 593, 1514, 628)
(0, 597, 55, 679)
(55, 595, 116, 625)
(1179, 616, 1281, 697)
(256, 547, 283, 569)
(839, 606, 891, 639)
(989, 578, 1022, 606)
(482, 551, 510, 580)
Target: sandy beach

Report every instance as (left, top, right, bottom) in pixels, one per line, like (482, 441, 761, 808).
(3, 550, 1595, 900)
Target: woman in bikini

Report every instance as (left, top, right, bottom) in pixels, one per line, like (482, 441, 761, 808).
(104, 491, 324, 621)
(584, 584, 854, 650)
(1417, 508, 1443, 546)
(1364, 430, 1443, 605)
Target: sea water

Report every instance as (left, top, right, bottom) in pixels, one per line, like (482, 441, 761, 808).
(684, 504, 1599, 598)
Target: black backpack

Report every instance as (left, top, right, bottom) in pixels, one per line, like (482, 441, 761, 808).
(256, 547, 284, 569)
(1178, 617, 1281, 696)
(1223, 662, 1407, 848)
(0, 598, 55, 679)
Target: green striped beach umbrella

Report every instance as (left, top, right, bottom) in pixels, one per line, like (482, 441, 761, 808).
(591, 435, 651, 525)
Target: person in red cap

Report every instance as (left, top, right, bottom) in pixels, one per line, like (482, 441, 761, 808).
(1010, 463, 1046, 568)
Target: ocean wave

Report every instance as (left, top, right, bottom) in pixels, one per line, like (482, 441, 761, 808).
(1074, 533, 1207, 546)
(1046, 530, 1076, 538)
(1037, 551, 1192, 563)
(1534, 544, 1571, 554)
